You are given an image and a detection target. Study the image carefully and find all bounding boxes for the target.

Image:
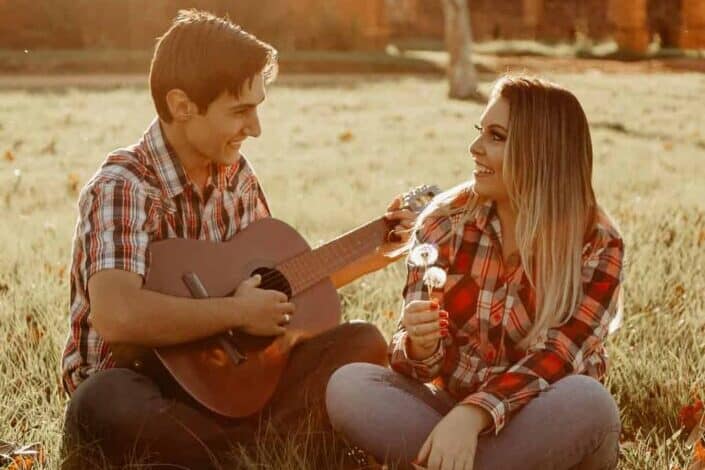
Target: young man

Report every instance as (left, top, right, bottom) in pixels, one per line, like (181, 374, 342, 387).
(60, 10, 414, 469)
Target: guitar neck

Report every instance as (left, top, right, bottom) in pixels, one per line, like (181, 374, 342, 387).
(277, 217, 391, 295)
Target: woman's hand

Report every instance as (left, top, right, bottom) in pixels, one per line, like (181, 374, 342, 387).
(415, 405, 491, 470)
(402, 300, 449, 360)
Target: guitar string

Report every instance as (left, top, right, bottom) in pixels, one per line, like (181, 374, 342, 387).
(227, 208, 423, 294)
(246, 226, 417, 292)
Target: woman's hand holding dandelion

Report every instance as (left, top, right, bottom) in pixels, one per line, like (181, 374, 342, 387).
(403, 244, 449, 361)
(402, 300, 448, 360)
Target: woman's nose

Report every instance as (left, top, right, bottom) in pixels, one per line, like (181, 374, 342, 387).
(469, 135, 483, 157)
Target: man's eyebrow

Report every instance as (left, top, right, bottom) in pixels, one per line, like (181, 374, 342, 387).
(229, 96, 265, 110)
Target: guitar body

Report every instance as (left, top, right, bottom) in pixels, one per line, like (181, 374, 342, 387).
(143, 218, 341, 418)
(110, 184, 440, 419)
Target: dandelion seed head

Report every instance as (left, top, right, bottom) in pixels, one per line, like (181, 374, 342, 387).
(423, 267, 447, 290)
(409, 243, 438, 267)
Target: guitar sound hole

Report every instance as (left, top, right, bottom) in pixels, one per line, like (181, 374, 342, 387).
(251, 267, 292, 299)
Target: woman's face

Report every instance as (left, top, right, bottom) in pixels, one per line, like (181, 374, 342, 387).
(469, 97, 510, 203)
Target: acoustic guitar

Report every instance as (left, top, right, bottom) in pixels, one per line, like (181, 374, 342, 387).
(111, 185, 440, 418)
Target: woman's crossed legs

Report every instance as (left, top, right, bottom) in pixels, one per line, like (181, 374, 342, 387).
(326, 363, 620, 470)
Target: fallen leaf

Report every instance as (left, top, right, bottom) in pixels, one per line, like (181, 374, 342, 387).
(696, 440, 705, 461)
(338, 130, 354, 142)
(680, 400, 704, 433)
(25, 315, 44, 345)
(67, 173, 80, 194)
(3, 149, 14, 161)
(40, 139, 56, 155)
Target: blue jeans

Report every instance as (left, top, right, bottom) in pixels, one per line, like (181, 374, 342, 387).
(325, 363, 620, 470)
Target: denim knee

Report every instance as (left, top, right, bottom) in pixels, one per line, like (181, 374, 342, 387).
(557, 375, 620, 469)
(65, 368, 160, 443)
(559, 375, 620, 435)
(326, 362, 381, 431)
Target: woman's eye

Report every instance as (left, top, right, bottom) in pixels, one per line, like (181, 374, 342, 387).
(491, 132, 505, 142)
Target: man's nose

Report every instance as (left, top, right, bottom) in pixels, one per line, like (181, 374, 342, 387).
(243, 112, 261, 138)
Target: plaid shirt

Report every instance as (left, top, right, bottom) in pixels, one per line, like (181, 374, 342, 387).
(389, 189, 624, 435)
(61, 119, 270, 394)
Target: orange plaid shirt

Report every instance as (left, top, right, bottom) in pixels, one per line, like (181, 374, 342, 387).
(389, 189, 624, 434)
(61, 119, 270, 394)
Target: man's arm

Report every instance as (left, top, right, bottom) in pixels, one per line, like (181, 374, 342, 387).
(90, 270, 293, 347)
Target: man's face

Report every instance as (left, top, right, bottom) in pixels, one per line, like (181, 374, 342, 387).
(184, 72, 265, 166)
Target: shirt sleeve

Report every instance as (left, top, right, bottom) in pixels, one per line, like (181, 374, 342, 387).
(461, 236, 624, 435)
(388, 219, 450, 382)
(77, 178, 151, 280)
(253, 179, 271, 220)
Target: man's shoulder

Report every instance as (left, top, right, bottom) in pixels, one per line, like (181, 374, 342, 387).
(79, 145, 160, 203)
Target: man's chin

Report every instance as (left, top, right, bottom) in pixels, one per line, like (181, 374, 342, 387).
(218, 149, 241, 165)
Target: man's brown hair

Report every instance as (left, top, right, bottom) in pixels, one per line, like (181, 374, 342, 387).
(150, 9, 278, 122)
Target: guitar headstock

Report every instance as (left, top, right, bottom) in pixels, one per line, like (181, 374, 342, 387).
(400, 184, 442, 213)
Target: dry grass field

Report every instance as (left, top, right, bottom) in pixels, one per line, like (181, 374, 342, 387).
(0, 71, 704, 469)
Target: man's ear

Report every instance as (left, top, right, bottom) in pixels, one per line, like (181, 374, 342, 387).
(165, 89, 196, 122)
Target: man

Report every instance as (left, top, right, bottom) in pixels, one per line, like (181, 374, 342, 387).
(61, 10, 414, 469)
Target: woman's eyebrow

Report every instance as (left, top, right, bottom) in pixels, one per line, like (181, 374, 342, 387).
(484, 123, 508, 132)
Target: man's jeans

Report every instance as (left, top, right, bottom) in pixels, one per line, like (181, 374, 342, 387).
(61, 321, 388, 469)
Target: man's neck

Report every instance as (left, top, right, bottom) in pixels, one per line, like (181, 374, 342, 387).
(160, 120, 210, 190)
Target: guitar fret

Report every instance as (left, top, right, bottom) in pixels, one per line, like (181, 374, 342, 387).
(278, 218, 389, 296)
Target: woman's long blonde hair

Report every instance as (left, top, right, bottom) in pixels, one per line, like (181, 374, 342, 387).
(419, 75, 598, 349)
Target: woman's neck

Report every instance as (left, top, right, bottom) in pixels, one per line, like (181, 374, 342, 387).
(495, 199, 518, 259)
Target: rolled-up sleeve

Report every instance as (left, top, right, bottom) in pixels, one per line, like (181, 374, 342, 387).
(77, 179, 151, 280)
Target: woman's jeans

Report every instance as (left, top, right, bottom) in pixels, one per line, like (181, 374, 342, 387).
(326, 363, 620, 470)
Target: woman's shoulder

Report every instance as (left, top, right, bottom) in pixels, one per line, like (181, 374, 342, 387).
(415, 183, 479, 244)
(584, 205, 624, 256)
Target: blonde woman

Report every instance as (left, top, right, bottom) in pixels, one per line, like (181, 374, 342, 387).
(326, 76, 624, 470)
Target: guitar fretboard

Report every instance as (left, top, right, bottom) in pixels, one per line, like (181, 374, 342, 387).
(277, 218, 390, 295)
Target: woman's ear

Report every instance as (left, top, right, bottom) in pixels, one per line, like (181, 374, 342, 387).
(165, 89, 195, 122)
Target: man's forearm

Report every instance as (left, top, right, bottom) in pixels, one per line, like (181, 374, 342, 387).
(93, 282, 244, 347)
(124, 289, 242, 346)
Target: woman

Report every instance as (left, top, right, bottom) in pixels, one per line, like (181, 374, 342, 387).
(325, 76, 624, 470)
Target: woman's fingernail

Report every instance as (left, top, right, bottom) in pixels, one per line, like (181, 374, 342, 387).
(439, 319, 449, 327)
(439, 310, 449, 318)
(431, 301, 439, 309)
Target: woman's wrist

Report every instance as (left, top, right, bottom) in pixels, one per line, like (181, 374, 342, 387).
(406, 335, 440, 361)
(458, 404, 492, 431)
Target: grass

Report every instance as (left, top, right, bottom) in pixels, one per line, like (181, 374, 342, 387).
(0, 71, 704, 469)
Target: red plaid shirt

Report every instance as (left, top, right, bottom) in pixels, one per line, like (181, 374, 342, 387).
(389, 189, 624, 434)
(61, 119, 270, 394)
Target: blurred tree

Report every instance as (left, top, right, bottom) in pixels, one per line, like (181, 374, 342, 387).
(441, 0, 483, 101)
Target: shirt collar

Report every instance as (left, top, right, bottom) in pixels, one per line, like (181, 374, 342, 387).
(473, 198, 496, 233)
(142, 118, 241, 199)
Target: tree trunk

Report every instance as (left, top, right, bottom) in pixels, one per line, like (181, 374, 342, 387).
(441, 0, 482, 101)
